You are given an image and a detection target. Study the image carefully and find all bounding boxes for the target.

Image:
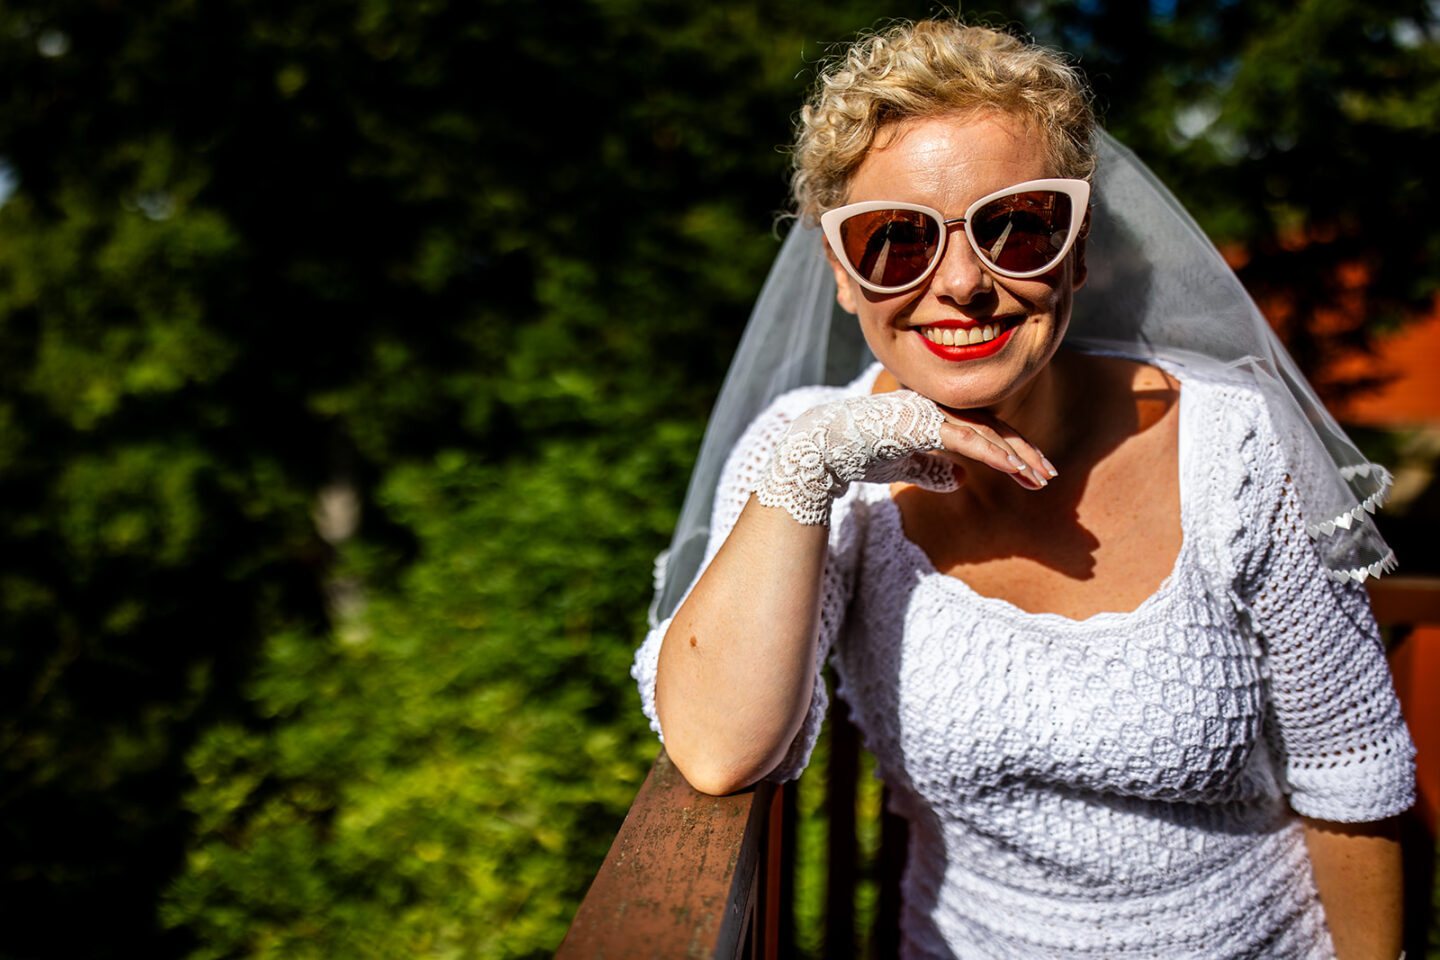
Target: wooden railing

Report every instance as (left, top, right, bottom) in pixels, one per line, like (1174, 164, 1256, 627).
(554, 750, 784, 960)
(559, 576, 1440, 960)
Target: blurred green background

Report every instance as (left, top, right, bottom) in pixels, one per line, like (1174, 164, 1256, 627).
(1, 1, 1436, 958)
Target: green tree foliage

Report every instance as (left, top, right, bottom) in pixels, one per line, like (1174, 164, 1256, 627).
(0, 1, 932, 956)
(0, 1, 1434, 958)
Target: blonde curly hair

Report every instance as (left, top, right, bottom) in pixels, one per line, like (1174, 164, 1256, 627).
(792, 20, 1096, 224)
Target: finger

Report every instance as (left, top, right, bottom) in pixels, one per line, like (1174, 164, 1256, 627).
(938, 421, 1038, 486)
(938, 412, 1053, 486)
(984, 426, 1052, 487)
(983, 421, 1056, 481)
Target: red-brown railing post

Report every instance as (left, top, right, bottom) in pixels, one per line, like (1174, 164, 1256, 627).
(556, 750, 776, 960)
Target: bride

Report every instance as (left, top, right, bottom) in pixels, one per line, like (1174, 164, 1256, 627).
(634, 19, 1412, 959)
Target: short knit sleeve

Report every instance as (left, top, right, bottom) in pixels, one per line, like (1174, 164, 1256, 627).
(631, 382, 865, 782)
(1235, 390, 1416, 822)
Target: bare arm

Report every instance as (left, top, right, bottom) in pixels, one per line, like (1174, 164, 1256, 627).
(654, 392, 1050, 796)
(1301, 816, 1404, 960)
(655, 497, 829, 795)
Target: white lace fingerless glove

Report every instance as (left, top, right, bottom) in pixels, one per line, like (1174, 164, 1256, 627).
(754, 391, 957, 525)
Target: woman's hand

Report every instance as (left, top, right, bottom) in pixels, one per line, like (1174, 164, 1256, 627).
(754, 390, 1051, 525)
(931, 402, 1057, 490)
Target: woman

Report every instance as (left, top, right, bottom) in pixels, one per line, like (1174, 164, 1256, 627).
(632, 20, 1414, 959)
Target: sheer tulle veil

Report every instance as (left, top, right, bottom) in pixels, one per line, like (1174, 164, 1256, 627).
(649, 130, 1394, 627)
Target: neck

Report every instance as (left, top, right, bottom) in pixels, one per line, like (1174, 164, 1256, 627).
(954, 350, 1088, 503)
(974, 350, 1079, 458)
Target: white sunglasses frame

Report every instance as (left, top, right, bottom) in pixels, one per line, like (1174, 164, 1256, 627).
(819, 178, 1092, 294)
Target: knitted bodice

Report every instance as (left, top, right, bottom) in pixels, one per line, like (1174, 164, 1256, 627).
(633, 359, 1414, 959)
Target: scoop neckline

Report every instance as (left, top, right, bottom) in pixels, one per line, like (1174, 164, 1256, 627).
(862, 360, 1193, 627)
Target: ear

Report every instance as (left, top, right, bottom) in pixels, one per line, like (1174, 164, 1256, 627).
(1071, 206, 1092, 292)
(823, 238, 859, 315)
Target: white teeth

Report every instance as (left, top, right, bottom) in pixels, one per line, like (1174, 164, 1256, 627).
(920, 324, 1005, 346)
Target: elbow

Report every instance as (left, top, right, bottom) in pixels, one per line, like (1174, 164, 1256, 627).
(654, 671, 801, 796)
(671, 748, 766, 794)
(665, 744, 773, 796)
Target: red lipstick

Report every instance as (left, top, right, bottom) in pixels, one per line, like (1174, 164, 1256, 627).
(913, 321, 1017, 361)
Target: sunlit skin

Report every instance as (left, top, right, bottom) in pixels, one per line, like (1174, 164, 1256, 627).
(827, 111, 1084, 419)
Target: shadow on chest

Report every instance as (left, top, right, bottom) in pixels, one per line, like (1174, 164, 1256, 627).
(893, 384, 1183, 620)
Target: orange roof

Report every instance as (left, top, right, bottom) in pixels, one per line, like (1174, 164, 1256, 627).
(1224, 234, 1440, 428)
(1326, 303, 1440, 427)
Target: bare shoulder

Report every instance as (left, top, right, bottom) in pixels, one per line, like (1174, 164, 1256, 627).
(1066, 350, 1179, 392)
(1057, 350, 1180, 441)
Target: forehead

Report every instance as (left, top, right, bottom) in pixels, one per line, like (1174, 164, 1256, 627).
(846, 112, 1051, 211)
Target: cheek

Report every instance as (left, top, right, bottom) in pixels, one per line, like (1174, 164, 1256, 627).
(825, 247, 860, 315)
(854, 293, 919, 346)
(854, 308, 913, 370)
(1022, 284, 1073, 352)
(1005, 269, 1074, 323)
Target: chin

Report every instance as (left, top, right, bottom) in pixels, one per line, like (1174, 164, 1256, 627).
(920, 374, 1027, 413)
(878, 330, 1061, 413)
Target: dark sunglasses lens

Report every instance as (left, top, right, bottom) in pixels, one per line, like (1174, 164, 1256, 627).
(970, 190, 1073, 274)
(839, 209, 941, 288)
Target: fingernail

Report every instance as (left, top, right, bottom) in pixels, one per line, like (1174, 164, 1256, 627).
(1030, 467, 1048, 488)
(1040, 456, 1059, 478)
(1006, 453, 1024, 473)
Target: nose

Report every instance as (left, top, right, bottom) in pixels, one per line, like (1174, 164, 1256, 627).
(928, 222, 993, 304)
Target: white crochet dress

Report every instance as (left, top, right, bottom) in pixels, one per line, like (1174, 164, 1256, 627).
(632, 361, 1415, 959)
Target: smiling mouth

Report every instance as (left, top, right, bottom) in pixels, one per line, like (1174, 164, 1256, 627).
(910, 317, 1022, 361)
(915, 317, 1020, 346)
(920, 323, 999, 346)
